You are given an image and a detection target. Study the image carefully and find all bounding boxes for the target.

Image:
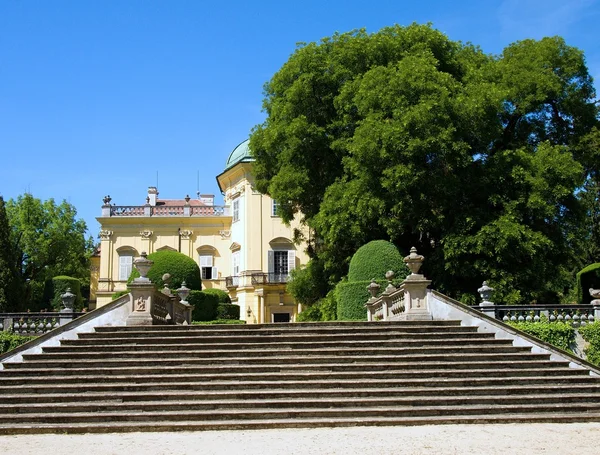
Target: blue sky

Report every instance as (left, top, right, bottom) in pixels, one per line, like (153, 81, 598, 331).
(1, 0, 598, 240)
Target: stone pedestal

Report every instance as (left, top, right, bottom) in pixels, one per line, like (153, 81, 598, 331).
(126, 281, 155, 326)
(401, 278, 432, 320)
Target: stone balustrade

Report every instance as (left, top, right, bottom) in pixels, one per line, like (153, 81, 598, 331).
(105, 205, 229, 217)
(365, 247, 432, 322)
(1, 312, 84, 335)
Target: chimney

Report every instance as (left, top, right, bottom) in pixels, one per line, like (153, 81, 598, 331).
(147, 187, 158, 206)
(199, 194, 214, 206)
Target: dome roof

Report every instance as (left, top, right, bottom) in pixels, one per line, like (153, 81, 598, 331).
(225, 139, 254, 170)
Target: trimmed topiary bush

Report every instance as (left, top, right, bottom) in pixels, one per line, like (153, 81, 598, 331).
(49, 276, 83, 311)
(336, 279, 387, 321)
(577, 263, 600, 305)
(580, 322, 600, 366)
(348, 240, 408, 282)
(188, 290, 219, 321)
(129, 250, 201, 291)
(202, 288, 231, 304)
(216, 303, 240, 320)
(336, 240, 407, 321)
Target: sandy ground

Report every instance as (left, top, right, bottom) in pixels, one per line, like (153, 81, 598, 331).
(1, 423, 600, 455)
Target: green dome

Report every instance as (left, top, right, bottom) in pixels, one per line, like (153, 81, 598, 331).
(225, 139, 254, 170)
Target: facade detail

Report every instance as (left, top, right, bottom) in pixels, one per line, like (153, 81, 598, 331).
(91, 139, 309, 323)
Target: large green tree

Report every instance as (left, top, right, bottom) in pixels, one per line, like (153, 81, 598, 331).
(0, 196, 21, 311)
(5, 194, 94, 311)
(250, 24, 599, 304)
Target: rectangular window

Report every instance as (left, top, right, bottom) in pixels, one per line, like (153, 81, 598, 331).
(271, 199, 279, 217)
(232, 251, 240, 276)
(268, 249, 296, 283)
(232, 199, 240, 222)
(119, 255, 133, 281)
(199, 255, 217, 280)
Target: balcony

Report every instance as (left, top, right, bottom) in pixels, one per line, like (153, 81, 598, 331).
(251, 273, 290, 285)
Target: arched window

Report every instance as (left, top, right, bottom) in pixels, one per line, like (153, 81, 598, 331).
(116, 247, 138, 281)
(197, 246, 219, 280)
(268, 238, 296, 282)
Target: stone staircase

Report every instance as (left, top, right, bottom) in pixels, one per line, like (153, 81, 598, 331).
(1, 320, 600, 434)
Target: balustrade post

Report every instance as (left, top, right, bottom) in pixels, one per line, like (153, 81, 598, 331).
(2, 317, 13, 332)
(126, 252, 155, 326)
(591, 289, 600, 321)
(478, 281, 496, 319)
(365, 280, 381, 322)
(400, 247, 432, 321)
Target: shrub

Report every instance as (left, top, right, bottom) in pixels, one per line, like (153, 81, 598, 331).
(509, 320, 575, 352)
(216, 303, 240, 320)
(297, 304, 322, 322)
(0, 332, 34, 355)
(336, 279, 387, 321)
(577, 263, 600, 305)
(49, 276, 83, 311)
(192, 319, 246, 325)
(188, 290, 219, 321)
(298, 290, 338, 322)
(348, 240, 408, 282)
(580, 322, 600, 366)
(287, 260, 329, 306)
(202, 288, 231, 304)
(129, 250, 201, 291)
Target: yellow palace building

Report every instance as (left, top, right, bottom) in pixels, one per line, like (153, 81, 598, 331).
(90, 140, 309, 323)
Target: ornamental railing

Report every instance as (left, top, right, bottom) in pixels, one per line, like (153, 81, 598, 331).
(226, 276, 239, 288)
(106, 205, 229, 217)
(251, 273, 291, 285)
(476, 304, 599, 327)
(1, 312, 84, 335)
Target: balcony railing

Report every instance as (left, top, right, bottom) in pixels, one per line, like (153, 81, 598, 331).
(226, 276, 240, 288)
(251, 273, 291, 285)
(107, 205, 229, 217)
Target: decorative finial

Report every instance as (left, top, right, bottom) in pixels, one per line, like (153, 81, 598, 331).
(404, 247, 424, 277)
(478, 281, 494, 305)
(103, 195, 112, 205)
(185, 194, 191, 203)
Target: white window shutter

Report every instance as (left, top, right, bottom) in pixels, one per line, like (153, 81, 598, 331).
(268, 250, 274, 274)
(287, 250, 296, 273)
(119, 255, 133, 280)
(212, 266, 218, 279)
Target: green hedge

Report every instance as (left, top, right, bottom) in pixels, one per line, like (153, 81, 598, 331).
(111, 290, 130, 300)
(580, 322, 600, 366)
(0, 332, 34, 355)
(509, 321, 575, 352)
(348, 240, 408, 282)
(216, 303, 240, 320)
(297, 304, 323, 322)
(129, 250, 201, 291)
(336, 280, 386, 321)
(188, 290, 219, 321)
(192, 319, 246, 325)
(49, 276, 83, 311)
(202, 288, 231, 303)
(577, 263, 600, 305)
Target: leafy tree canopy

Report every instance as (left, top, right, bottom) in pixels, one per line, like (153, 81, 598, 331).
(250, 24, 599, 304)
(5, 194, 93, 311)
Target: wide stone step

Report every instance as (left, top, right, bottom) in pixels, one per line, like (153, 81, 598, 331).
(2, 392, 598, 414)
(77, 330, 489, 343)
(2, 412, 600, 435)
(34, 344, 532, 357)
(58, 336, 511, 349)
(0, 367, 588, 386)
(9, 352, 553, 369)
(88, 326, 480, 338)
(5, 384, 600, 406)
(0, 359, 573, 376)
(3, 403, 600, 426)
(93, 320, 464, 333)
(1, 375, 597, 395)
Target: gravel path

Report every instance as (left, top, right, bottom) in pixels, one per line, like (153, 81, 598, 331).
(2, 423, 599, 455)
